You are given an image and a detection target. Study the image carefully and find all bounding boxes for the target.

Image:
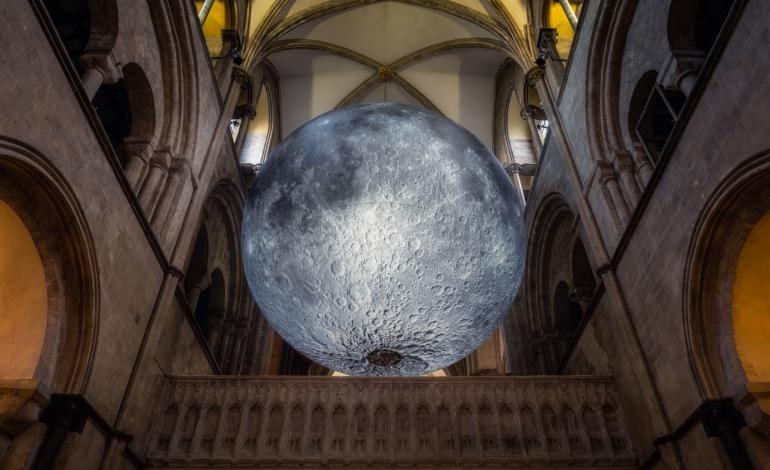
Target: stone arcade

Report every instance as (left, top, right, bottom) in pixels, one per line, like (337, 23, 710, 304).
(0, 0, 768, 469)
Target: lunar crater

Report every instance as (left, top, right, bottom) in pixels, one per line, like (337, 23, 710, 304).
(242, 103, 525, 376)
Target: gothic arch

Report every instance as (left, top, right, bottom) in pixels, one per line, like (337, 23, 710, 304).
(521, 192, 591, 371)
(684, 150, 770, 436)
(668, 0, 736, 61)
(121, 63, 158, 144)
(0, 139, 99, 394)
(42, 0, 119, 64)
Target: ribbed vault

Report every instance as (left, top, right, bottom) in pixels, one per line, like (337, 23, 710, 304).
(235, 0, 533, 148)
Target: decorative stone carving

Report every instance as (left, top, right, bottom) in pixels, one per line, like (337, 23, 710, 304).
(146, 376, 636, 467)
(376, 66, 394, 81)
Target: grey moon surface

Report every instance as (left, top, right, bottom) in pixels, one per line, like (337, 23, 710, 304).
(242, 103, 526, 376)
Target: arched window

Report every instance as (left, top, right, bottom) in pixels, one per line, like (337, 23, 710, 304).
(571, 238, 596, 308)
(240, 83, 274, 164)
(553, 281, 580, 341)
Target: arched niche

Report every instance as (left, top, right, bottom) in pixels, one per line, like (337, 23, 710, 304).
(238, 83, 271, 163)
(571, 237, 596, 304)
(0, 139, 98, 393)
(93, 63, 157, 164)
(685, 151, 770, 443)
(240, 64, 281, 167)
(42, 0, 118, 70)
(522, 193, 585, 371)
(668, 0, 735, 61)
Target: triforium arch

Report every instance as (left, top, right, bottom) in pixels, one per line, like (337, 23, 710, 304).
(184, 179, 254, 372)
(0, 139, 99, 394)
(0, 139, 100, 466)
(494, 59, 539, 204)
(41, 0, 119, 66)
(511, 192, 595, 373)
(236, 61, 281, 169)
(685, 150, 770, 450)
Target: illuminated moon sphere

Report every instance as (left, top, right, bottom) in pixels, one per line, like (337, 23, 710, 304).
(242, 103, 525, 376)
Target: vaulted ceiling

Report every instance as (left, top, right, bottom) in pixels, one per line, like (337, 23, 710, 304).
(239, 0, 536, 152)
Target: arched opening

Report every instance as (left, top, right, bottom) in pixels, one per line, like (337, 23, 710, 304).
(669, 0, 736, 59)
(195, 268, 225, 341)
(122, 64, 156, 143)
(628, 70, 659, 142)
(92, 80, 131, 151)
(732, 209, 770, 383)
(42, 0, 118, 73)
(240, 84, 273, 165)
(42, 0, 90, 69)
(185, 224, 209, 312)
(685, 154, 770, 450)
(92, 63, 156, 165)
(631, 70, 686, 164)
(523, 82, 549, 144)
(553, 280, 582, 355)
(571, 237, 596, 310)
(0, 200, 47, 380)
(694, 0, 735, 53)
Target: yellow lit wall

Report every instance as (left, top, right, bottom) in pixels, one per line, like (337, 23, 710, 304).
(195, 0, 227, 56)
(0, 200, 47, 380)
(733, 210, 770, 382)
(548, 2, 581, 59)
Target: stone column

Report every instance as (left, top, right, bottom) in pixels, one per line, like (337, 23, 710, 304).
(137, 152, 171, 216)
(598, 161, 630, 225)
(630, 142, 654, 185)
(121, 139, 153, 191)
(150, 158, 188, 233)
(79, 52, 122, 100)
(198, 0, 215, 24)
(505, 163, 527, 207)
(233, 104, 257, 154)
(216, 30, 242, 95)
(614, 150, 641, 208)
(33, 395, 93, 469)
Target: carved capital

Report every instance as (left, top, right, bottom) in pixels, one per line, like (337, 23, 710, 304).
(505, 163, 521, 177)
(234, 104, 257, 120)
(520, 104, 547, 121)
(148, 150, 172, 169)
(79, 51, 122, 85)
(613, 149, 636, 172)
(120, 138, 153, 162)
(232, 67, 251, 88)
(525, 66, 545, 87)
(597, 160, 618, 184)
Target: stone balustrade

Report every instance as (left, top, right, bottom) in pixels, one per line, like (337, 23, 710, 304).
(145, 375, 637, 468)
